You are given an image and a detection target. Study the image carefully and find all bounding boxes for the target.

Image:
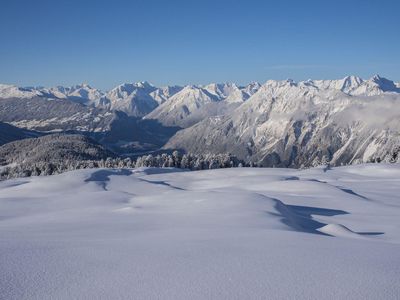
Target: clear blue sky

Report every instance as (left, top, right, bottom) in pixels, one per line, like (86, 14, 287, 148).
(1, 0, 399, 90)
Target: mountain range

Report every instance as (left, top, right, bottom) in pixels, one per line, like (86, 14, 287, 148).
(0, 75, 399, 167)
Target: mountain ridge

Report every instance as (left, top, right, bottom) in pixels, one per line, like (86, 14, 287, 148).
(1, 75, 400, 167)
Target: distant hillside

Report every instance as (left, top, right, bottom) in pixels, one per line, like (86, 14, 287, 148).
(0, 134, 114, 166)
(0, 122, 38, 146)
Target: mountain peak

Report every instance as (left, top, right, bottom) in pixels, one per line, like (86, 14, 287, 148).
(134, 81, 154, 89)
(369, 75, 399, 92)
(371, 74, 383, 81)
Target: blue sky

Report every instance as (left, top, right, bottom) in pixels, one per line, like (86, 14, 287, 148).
(1, 0, 399, 90)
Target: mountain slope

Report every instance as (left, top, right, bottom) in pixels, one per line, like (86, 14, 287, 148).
(0, 97, 115, 132)
(0, 133, 114, 166)
(0, 122, 39, 146)
(165, 76, 400, 167)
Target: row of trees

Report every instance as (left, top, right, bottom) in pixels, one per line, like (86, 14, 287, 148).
(0, 151, 249, 180)
(2, 147, 399, 180)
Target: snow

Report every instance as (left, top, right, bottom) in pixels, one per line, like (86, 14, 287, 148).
(0, 84, 42, 99)
(1, 164, 400, 299)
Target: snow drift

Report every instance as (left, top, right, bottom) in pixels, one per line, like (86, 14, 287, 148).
(1, 164, 399, 299)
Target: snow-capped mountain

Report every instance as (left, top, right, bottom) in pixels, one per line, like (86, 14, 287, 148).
(149, 85, 183, 104)
(0, 81, 261, 124)
(165, 75, 400, 167)
(40, 84, 104, 105)
(145, 82, 261, 127)
(145, 85, 222, 127)
(1, 75, 400, 166)
(308, 75, 400, 96)
(98, 81, 158, 117)
(0, 84, 44, 99)
(94, 82, 183, 117)
(0, 83, 105, 105)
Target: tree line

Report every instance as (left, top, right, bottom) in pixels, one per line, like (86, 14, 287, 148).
(0, 151, 251, 180)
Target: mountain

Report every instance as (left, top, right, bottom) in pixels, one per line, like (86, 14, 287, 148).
(98, 82, 159, 117)
(40, 84, 104, 105)
(0, 84, 43, 99)
(145, 85, 221, 127)
(0, 82, 182, 118)
(149, 85, 183, 104)
(303, 75, 400, 96)
(0, 81, 261, 124)
(0, 83, 105, 105)
(0, 133, 114, 166)
(0, 96, 115, 132)
(1, 75, 400, 167)
(145, 82, 261, 127)
(165, 76, 400, 167)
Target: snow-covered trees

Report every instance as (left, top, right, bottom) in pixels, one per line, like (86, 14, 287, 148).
(0, 151, 246, 180)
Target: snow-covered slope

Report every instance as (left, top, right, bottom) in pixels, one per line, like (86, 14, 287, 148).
(166, 76, 400, 167)
(1, 164, 400, 299)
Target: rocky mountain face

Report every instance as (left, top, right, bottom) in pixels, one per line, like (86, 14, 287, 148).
(1, 76, 399, 167)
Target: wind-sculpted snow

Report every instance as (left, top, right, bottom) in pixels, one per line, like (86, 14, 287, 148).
(0, 164, 399, 299)
(0, 122, 39, 146)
